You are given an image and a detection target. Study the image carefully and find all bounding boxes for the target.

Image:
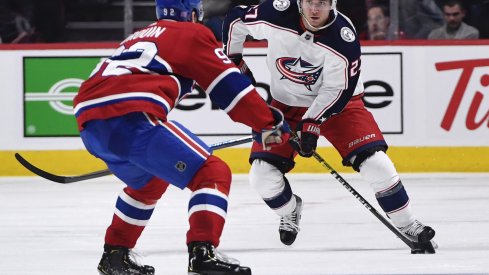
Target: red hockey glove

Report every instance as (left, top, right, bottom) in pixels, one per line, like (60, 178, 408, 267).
(253, 106, 291, 150)
(229, 54, 257, 86)
(289, 118, 320, 158)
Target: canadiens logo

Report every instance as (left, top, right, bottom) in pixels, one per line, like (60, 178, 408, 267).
(273, 0, 290, 11)
(275, 57, 323, 91)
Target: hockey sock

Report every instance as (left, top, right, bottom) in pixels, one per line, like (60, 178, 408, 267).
(186, 155, 231, 247)
(359, 151, 415, 228)
(105, 176, 169, 248)
(250, 159, 296, 216)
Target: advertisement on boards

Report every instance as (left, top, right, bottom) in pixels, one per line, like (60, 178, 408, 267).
(20, 51, 404, 138)
(0, 44, 485, 149)
(424, 49, 488, 145)
(23, 57, 103, 136)
(433, 58, 489, 132)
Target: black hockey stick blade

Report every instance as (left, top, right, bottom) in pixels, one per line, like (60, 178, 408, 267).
(14, 136, 253, 184)
(410, 240, 437, 254)
(15, 153, 112, 184)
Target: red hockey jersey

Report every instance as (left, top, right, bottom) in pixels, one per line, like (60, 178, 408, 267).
(73, 20, 274, 132)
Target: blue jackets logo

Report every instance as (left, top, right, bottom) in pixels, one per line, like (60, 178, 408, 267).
(273, 0, 290, 11)
(275, 57, 323, 91)
(340, 27, 356, 42)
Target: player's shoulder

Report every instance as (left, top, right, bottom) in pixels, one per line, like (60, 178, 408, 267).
(259, 0, 298, 14)
(157, 20, 208, 34)
(158, 20, 216, 42)
(249, 0, 300, 27)
(317, 12, 360, 60)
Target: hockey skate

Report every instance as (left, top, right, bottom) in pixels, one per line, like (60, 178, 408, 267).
(188, 242, 251, 275)
(279, 195, 303, 245)
(398, 220, 437, 254)
(97, 244, 155, 275)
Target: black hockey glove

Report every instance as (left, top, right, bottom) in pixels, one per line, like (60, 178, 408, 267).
(253, 106, 291, 150)
(289, 118, 320, 158)
(229, 54, 257, 86)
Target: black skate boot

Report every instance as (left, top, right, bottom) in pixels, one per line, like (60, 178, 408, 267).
(97, 244, 155, 275)
(398, 220, 437, 254)
(279, 195, 303, 245)
(399, 220, 435, 243)
(187, 241, 251, 275)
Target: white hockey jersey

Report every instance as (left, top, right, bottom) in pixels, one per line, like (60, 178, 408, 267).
(223, 0, 364, 122)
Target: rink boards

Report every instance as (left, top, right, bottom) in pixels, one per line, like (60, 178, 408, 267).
(0, 41, 488, 175)
(2, 146, 488, 176)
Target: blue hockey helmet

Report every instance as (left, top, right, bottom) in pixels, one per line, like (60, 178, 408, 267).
(155, 0, 204, 22)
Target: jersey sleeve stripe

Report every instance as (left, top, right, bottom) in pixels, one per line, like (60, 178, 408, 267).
(73, 92, 171, 117)
(317, 42, 349, 89)
(154, 55, 173, 73)
(169, 75, 182, 101)
(204, 67, 241, 95)
(225, 18, 244, 55)
(313, 89, 344, 120)
(207, 71, 253, 112)
(222, 84, 254, 113)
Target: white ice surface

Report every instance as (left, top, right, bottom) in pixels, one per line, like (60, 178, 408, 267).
(1, 173, 489, 275)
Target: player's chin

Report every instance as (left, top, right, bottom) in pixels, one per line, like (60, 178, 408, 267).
(309, 19, 325, 28)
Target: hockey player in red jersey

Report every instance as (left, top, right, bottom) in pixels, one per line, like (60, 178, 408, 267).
(223, 0, 436, 251)
(73, 0, 290, 274)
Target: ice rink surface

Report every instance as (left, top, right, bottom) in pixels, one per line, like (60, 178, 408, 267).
(1, 173, 489, 275)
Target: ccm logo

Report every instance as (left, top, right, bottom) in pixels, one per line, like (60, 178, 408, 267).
(348, 134, 376, 148)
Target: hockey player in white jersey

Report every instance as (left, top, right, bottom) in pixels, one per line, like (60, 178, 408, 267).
(223, 0, 437, 251)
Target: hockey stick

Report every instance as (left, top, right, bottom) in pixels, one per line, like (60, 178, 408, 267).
(15, 136, 253, 184)
(306, 146, 435, 253)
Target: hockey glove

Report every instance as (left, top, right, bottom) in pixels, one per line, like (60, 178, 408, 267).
(289, 118, 320, 158)
(253, 106, 291, 150)
(229, 54, 257, 85)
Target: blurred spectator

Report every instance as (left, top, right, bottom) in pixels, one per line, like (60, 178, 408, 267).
(365, 4, 390, 40)
(0, 0, 66, 42)
(399, 0, 444, 39)
(0, 6, 34, 43)
(428, 0, 479, 39)
(336, 0, 367, 33)
(459, 0, 487, 39)
(33, 0, 66, 42)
